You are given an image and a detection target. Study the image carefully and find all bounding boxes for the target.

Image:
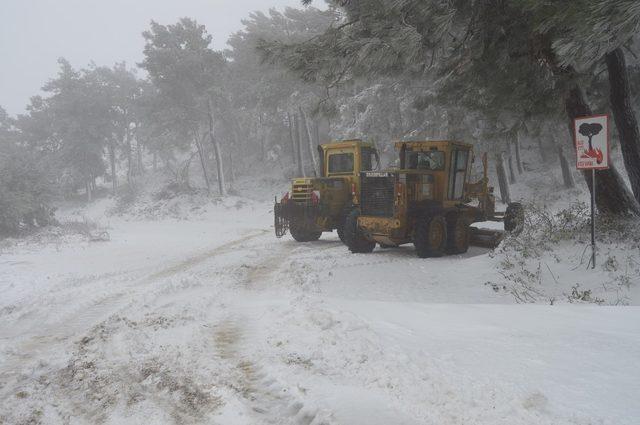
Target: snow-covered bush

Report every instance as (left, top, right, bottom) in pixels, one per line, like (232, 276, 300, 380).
(488, 203, 640, 304)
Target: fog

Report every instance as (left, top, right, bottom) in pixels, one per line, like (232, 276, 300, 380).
(1, 2, 639, 424)
(0, 0, 303, 115)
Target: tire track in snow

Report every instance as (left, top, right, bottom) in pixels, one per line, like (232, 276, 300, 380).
(213, 316, 331, 425)
(0, 229, 269, 382)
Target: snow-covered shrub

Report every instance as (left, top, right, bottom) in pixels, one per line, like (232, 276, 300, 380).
(109, 185, 141, 215)
(489, 203, 640, 304)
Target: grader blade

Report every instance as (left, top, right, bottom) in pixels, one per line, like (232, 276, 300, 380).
(470, 227, 504, 249)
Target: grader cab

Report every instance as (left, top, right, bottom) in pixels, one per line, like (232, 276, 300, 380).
(274, 140, 380, 242)
(345, 141, 523, 257)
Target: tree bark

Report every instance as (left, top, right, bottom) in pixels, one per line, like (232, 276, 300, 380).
(495, 153, 511, 204)
(558, 146, 575, 189)
(287, 112, 296, 164)
(86, 179, 92, 203)
(228, 152, 235, 183)
(207, 107, 226, 196)
(299, 107, 319, 177)
(259, 113, 266, 161)
(314, 120, 320, 147)
(514, 131, 524, 174)
(136, 140, 144, 175)
(125, 129, 133, 184)
(537, 137, 548, 162)
(605, 48, 640, 204)
(108, 141, 117, 195)
(194, 136, 211, 193)
(294, 113, 305, 177)
(507, 143, 517, 184)
(565, 86, 639, 215)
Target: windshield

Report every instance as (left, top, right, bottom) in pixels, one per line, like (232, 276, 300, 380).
(405, 150, 445, 170)
(361, 147, 379, 171)
(328, 153, 354, 174)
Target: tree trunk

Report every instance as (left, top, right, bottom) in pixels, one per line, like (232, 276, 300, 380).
(86, 179, 92, 203)
(108, 141, 117, 195)
(495, 153, 511, 204)
(558, 146, 575, 189)
(136, 141, 144, 175)
(259, 113, 266, 161)
(507, 143, 517, 184)
(605, 48, 640, 204)
(126, 130, 133, 184)
(299, 107, 319, 177)
(229, 153, 235, 183)
(537, 137, 548, 162)
(314, 120, 320, 146)
(294, 113, 305, 177)
(287, 112, 296, 164)
(194, 136, 211, 193)
(207, 108, 226, 196)
(514, 131, 524, 174)
(565, 86, 639, 215)
(211, 138, 226, 196)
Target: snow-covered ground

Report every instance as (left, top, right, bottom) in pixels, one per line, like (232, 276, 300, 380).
(1, 185, 639, 424)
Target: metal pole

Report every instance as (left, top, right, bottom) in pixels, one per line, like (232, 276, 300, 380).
(591, 169, 596, 269)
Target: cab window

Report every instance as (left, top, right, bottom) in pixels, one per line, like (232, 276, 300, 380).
(361, 147, 379, 171)
(328, 153, 354, 174)
(448, 149, 469, 200)
(405, 150, 445, 170)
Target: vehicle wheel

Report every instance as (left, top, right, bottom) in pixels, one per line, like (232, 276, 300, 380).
(446, 217, 470, 254)
(336, 207, 354, 245)
(345, 209, 375, 253)
(413, 215, 447, 258)
(504, 202, 524, 234)
(336, 225, 346, 243)
(290, 224, 322, 242)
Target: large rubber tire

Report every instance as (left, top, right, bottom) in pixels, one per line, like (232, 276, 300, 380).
(344, 209, 376, 254)
(413, 215, 448, 258)
(446, 217, 470, 255)
(336, 225, 346, 243)
(336, 206, 354, 245)
(290, 224, 322, 242)
(504, 202, 524, 234)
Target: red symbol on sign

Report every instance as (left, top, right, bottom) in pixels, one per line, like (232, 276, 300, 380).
(580, 147, 604, 164)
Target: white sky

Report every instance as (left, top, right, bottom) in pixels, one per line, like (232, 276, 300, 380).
(0, 0, 308, 116)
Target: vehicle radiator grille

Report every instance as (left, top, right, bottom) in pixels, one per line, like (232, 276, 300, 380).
(361, 175, 395, 217)
(291, 184, 312, 203)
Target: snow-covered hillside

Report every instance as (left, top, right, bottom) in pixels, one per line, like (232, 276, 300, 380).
(1, 182, 639, 424)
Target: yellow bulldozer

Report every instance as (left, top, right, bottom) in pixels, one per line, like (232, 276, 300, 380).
(274, 139, 380, 242)
(344, 140, 524, 257)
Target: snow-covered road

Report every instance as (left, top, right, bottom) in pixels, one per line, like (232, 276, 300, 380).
(1, 200, 638, 424)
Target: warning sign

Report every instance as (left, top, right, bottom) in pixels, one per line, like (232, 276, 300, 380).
(574, 115, 609, 170)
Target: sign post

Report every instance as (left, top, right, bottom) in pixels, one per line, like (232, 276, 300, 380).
(574, 114, 609, 269)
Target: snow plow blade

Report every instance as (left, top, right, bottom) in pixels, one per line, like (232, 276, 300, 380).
(470, 227, 504, 249)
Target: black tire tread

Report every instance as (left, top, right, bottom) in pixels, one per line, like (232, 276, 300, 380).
(345, 210, 376, 253)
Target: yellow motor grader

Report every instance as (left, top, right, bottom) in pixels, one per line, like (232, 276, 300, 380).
(344, 141, 524, 257)
(274, 139, 380, 242)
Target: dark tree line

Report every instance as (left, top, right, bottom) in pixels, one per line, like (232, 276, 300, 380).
(266, 0, 640, 215)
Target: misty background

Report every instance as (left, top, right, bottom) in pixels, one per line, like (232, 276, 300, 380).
(1, 2, 640, 424)
(1, 0, 639, 236)
(1, 0, 303, 115)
